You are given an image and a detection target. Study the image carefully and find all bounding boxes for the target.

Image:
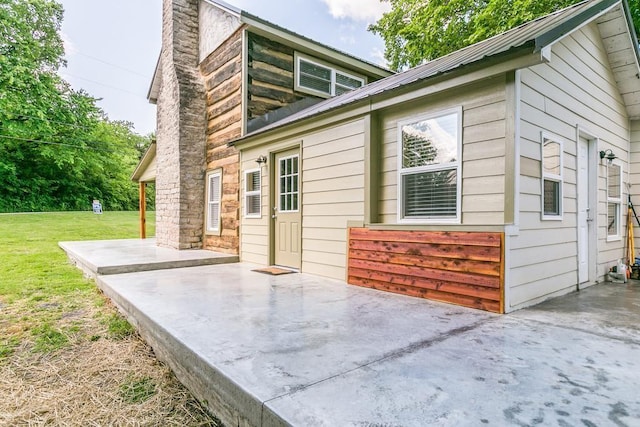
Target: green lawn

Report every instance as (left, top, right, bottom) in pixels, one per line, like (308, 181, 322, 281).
(0, 212, 219, 425)
(0, 211, 155, 301)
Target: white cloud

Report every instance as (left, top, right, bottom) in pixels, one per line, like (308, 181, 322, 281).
(370, 47, 388, 68)
(321, 0, 391, 23)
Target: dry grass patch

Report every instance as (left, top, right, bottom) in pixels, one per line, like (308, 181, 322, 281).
(0, 296, 220, 426)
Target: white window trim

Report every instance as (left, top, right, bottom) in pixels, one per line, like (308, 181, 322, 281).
(606, 158, 623, 242)
(205, 170, 222, 235)
(396, 107, 463, 224)
(541, 132, 564, 221)
(294, 52, 365, 98)
(244, 168, 262, 219)
(278, 154, 300, 213)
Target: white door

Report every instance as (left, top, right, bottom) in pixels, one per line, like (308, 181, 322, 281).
(577, 137, 591, 285)
(274, 149, 301, 269)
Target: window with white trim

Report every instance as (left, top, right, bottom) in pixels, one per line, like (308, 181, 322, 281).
(244, 169, 261, 218)
(398, 109, 461, 222)
(541, 136, 563, 219)
(206, 171, 222, 233)
(295, 54, 364, 98)
(607, 160, 622, 239)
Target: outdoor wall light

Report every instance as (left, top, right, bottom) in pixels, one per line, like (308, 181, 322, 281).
(599, 149, 616, 164)
(256, 155, 267, 165)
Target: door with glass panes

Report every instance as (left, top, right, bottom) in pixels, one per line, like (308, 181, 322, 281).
(274, 149, 301, 269)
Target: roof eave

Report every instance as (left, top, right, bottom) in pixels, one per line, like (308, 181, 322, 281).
(534, 0, 620, 51)
(131, 142, 157, 182)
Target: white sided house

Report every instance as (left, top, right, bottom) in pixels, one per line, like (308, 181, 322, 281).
(231, 0, 640, 313)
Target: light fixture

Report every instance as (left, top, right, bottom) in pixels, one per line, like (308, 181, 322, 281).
(256, 155, 267, 165)
(599, 149, 616, 164)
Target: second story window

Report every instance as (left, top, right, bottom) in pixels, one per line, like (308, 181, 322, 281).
(295, 54, 364, 98)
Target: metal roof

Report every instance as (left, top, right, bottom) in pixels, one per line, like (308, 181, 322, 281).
(232, 0, 626, 144)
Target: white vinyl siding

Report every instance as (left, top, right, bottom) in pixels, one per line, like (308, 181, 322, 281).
(239, 119, 366, 279)
(541, 135, 563, 220)
(509, 22, 630, 311)
(380, 76, 507, 226)
(244, 169, 261, 218)
(607, 161, 622, 240)
(206, 171, 222, 233)
(397, 108, 462, 223)
(295, 53, 364, 98)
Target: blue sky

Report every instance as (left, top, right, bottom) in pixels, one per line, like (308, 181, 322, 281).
(58, 0, 389, 135)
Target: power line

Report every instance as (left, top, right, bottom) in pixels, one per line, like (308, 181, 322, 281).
(0, 110, 97, 132)
(73, 52, 151, 79)
(0, 134, 114, 153)
(62, 72, 147, 98)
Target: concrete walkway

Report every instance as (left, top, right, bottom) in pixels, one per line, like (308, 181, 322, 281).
(92, 262, 640, 427)
(59, 238, 238, 277)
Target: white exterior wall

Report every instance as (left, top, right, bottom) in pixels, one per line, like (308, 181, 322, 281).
(240, 118, 366, 280)
(630, 120, 640, 254)
(509, 22, 630, 310)
(379, 76, 507, 225)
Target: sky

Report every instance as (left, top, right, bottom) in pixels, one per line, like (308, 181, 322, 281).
(58, 0, 390, 136)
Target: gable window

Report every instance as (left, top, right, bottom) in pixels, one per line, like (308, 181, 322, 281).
(295, 53, 364, 98)
(607, 161, 622, 239)
(206, 170, 222, 233)
(244, 169, 261, 218)
(398, 108, 462, 223)
(541, 135, 563, 220)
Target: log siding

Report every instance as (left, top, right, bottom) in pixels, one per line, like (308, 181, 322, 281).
(201, 27, 244, 253)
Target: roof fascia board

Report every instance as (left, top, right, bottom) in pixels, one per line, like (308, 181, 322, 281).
(534, 0, 620, 51)
(232, 48, 539, 149)
(147, 54, 161, 104)
(239, 12, 392, 78)
(620, 0, 640, 76)
(131, 142, 157, 182)
(370, 49, 542, 111)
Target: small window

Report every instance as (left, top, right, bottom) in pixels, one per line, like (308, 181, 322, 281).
(206, 171, 222, 233)
(541, 136, 563, 220)
(397, 108, 461, 222)
(245, 169, 261, 218)
(607, 161, 622, 239)
(295, 54, 364, 98)
(278, 155, 299, 212)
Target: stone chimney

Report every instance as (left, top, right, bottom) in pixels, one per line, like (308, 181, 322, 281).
(155, 0, 207, 249)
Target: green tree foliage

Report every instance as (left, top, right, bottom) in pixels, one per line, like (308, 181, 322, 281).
(370, 0, 640, 71)
(0, 0, 150, 212)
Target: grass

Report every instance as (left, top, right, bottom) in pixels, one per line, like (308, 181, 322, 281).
(0, 211, 221, 426)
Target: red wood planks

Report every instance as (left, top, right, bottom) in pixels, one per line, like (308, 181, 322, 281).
(347, 228, 505, 313)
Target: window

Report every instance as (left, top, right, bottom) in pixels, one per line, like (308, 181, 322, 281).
(607, 161, 622, 239)
(244, 169, 261, 218)
(206, 171, 222, 233)
(295, 54, 364, 98)
(398, 109, 461, 222)
(279, 155, 299, 212)
(541, 136, 563, 219)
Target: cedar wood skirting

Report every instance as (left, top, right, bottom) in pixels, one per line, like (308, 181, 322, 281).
(348, 228, 505, 313)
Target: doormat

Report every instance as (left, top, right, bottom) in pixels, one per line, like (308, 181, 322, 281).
(252, 266, 296, 276)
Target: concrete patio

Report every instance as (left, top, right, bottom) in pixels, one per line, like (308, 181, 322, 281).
(59, 238, 238, 277)
(62, 240, 640, 426)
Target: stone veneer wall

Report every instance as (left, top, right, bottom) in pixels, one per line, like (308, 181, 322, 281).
(155, 0, 207, 249)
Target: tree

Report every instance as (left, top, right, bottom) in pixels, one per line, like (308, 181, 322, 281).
(0, 0, 150, 212)
(370, 0, 640, 71)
